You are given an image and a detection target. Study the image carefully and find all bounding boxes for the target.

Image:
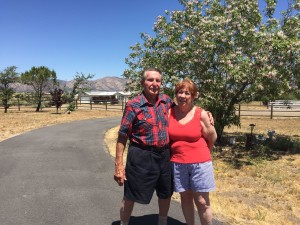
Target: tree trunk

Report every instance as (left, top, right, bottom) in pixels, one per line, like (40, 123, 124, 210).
(216, 124, 225, 144)
(36, 100, 42, 112)
(4, 99, 8, 113)
(214, 112, 225, 144)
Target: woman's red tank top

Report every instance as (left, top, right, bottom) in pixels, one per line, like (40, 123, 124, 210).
(168, 107, 212, 163)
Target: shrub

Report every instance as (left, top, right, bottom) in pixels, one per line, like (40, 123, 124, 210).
(265, 135, 294, 152)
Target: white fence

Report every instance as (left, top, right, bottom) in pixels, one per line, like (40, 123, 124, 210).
(268, 100, 300, 109)
(237, 101, 300, 119)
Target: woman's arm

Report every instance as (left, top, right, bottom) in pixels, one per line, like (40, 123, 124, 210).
(201, 110, 217, 151)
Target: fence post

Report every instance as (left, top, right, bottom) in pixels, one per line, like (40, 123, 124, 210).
(238, 104, 241, 118)
(270, 104, 273, 119)
(18, 98, 20, 111)
(90, 100, 92, 110)
(105, 101, 108, 110)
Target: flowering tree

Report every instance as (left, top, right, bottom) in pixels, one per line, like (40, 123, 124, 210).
(124, 0, 300, 141)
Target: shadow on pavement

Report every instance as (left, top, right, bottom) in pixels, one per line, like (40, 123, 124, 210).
(112, 214, 186, 225)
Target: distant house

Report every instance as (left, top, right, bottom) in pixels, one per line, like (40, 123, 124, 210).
(77, 91, 132, 104)
(116, 91, 133, 103)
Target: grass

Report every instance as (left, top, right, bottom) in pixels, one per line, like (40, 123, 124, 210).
(1, 106, 300, 225)
(209, 116, 300, 224)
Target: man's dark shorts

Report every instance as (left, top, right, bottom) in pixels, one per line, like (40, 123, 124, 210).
(124, 143, 173, 204)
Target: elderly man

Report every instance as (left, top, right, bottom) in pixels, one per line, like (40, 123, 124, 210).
(114, 68, 173, 225)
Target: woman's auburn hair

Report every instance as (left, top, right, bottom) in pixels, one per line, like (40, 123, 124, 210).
(175, 78, 198, 98)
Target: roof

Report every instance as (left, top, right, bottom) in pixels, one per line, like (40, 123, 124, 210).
(84, 91, 117, 96)
(80, 91, 132, 96)
(117, 91, 132, 96)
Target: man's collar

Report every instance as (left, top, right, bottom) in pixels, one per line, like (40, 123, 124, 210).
(140, 92, 165, 106)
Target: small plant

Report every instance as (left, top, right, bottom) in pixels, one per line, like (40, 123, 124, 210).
(265, 135, 294, 152)
(67, 102, 76, 111)
(255, 209, 266, 221)
(291, 140, 300, 154)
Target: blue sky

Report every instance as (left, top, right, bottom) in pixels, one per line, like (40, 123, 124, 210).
(0, 0, 289, 80)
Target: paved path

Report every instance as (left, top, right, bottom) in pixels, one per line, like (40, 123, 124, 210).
(0, 117, 226, 225)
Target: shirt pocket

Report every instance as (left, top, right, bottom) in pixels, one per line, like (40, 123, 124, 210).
(136, 112, 156, 131)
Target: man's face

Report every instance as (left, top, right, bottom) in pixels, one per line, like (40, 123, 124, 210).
(141, 70, 162, 99)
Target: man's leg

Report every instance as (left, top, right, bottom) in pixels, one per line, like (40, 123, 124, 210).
(158, 197, 171, 225)
(120, 196, 134, 225)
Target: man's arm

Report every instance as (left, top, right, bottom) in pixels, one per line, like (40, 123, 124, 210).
(207, 111, 215, 126)
(114, 134, 128, 186)
(201, 110, 217, 151)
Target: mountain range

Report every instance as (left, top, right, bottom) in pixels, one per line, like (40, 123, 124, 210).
(12, 76, 128, 92)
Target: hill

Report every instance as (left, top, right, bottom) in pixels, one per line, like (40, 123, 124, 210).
(12, 76, 127, 92)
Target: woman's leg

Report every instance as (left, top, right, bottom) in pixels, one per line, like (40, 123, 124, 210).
(193, 192, 212, 225)
(180, 189, 195, 225)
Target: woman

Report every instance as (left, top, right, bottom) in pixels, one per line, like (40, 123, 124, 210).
(169, 78, 217, 225)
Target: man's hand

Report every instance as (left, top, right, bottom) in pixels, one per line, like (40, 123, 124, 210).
(207, 111, 215, 126)
(114, 164, 126, 186)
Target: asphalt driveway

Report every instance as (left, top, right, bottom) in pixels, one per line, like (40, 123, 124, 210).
(0, 117, 226, 225)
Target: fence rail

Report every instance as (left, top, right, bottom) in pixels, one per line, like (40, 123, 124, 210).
(0, 101, 126, 112)
(1, 102, 300, 119)
(74, 100, 125, 111)
(237, 104, 300, 119)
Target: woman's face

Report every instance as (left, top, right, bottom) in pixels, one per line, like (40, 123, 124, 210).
(176, 87, 194, 107)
